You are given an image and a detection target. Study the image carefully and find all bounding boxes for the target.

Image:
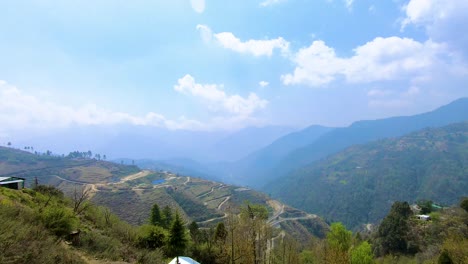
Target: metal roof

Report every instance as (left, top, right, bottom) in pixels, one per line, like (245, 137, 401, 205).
(0, 177, 12, 182)
(0, 180, 24, 185)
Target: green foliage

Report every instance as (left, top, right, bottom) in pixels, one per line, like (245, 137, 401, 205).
(460, 197, 468, 213)
(438, 250, 453, 264)
(327, 222, 352, 252)
(214, 222, 227, 243)
(351, 241, 374, 264)
(376, 202, 412, 256)
(267, 123, 468, 229)
(0, 186, 165, 263)
(240, 202, 269, 220)
(137, 224, 167, 249)
(189, 221, 200, 243)
(162, 205, 173, 229)
(417, 200, 433, 214)
(167, 211, 188, 258)
(33, 184, 64, 198)
(0, 203, 84, 264)
(150, 203, 162, 226)
(41, 205, 76, 237)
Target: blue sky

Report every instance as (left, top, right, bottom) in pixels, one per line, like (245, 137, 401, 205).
(0, 0, 467, 136)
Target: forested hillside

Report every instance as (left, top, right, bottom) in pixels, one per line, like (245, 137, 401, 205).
(267, 122, 468, 228)
(258, 98, 468, 188)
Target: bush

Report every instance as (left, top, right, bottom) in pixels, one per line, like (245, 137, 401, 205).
(41, 206, 76, 237)
(137, 224, 167, 249)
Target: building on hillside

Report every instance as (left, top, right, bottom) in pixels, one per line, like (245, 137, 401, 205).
(168, 256, 200, 264)
(0, 176, 25, 190)
(416, 214, 431, 221)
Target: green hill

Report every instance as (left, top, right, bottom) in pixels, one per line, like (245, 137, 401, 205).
(266, 122, 468, 229)
(0, 146, 328, 243)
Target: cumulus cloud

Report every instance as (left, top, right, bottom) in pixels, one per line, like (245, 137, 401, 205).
(189, 0, 205, 13)
(196, 24, 289, 57)
(174, 75, 268, 117)
(0, 81, 204, 132)
(259, 81, 269, 87)
(282, 37, 447, 87)
(402, 0, 468, 56)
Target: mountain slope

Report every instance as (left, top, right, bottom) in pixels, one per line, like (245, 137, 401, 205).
(263, 98, 468, 187)
(219, 125, 333, 186)
(0, 146, 328, 241)
(266, 122, 468, 229)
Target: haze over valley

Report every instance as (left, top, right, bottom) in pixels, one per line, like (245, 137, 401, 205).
(1, 0, 467, 263)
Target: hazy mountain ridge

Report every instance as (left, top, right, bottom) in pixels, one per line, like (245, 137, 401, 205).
(12, 125, 295, 163)
(266, 122, 468, 229)
(247, 97, 468, 188)
(214, 125, 334, 186)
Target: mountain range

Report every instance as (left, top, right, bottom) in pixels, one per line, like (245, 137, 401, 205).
(265, 122, 468, 228)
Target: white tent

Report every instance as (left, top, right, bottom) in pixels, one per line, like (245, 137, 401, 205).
(168, 256, 200, 264)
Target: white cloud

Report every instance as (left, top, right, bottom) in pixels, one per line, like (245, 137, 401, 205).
(345, 0, 354, 10)
(260, 0, 286, 7)
(174, 74, 268, 116)
(0, 80, 204, 132)
(402, 0, 468, 56)
(196, 24, 289, 57)
(282, 37, 447, 87)
(189, 0, 205, 13)
(259, 81, 269, 87)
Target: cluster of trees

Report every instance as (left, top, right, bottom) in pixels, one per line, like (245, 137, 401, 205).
(67, 150, 106, 160)
(137, 198, 468, 264)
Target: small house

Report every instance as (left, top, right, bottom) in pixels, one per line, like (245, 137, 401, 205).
(416, 214, 431, 221)
(0, 176, 25, 190)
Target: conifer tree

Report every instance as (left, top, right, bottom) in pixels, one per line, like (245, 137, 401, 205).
(150, 203, 162, 226)
(168, 212, 187, 262)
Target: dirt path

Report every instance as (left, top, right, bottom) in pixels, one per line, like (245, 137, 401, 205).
(196, 213, 228, 225)
(56, 171, 151, 199)
(267, 200, 285, 224)
(184, 176, 190, 185)
(218, 196, 230, 210)
(269, 215, 317, 227)
(117, 170, 151, 184)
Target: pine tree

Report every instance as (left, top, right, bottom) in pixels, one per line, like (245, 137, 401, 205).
(162, 205, 173, 229)
(168, 212, 188, 262)
(150, 203, 162, 226)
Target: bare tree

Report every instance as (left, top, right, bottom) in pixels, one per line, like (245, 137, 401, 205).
(73, 186, 91, 215)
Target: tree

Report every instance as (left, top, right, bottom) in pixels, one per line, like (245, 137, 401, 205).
(168, 212, 188, 262)
(460, 197, 468, 213)
(72, 186, 90, 215)
(417, 199, 433, 214)
(188, 221, 200, 243)
(162, 205, 173, 229)
(327, 222, 352, 252)
(150, 203, 162, 226)
(214, 222, 227, 244)
(350, 241, 374, 264)
(7, 142, 11, 146)
(326, 222, 352, 263)
(137, 224, 167, 249)
(376, 201, 412, 256)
